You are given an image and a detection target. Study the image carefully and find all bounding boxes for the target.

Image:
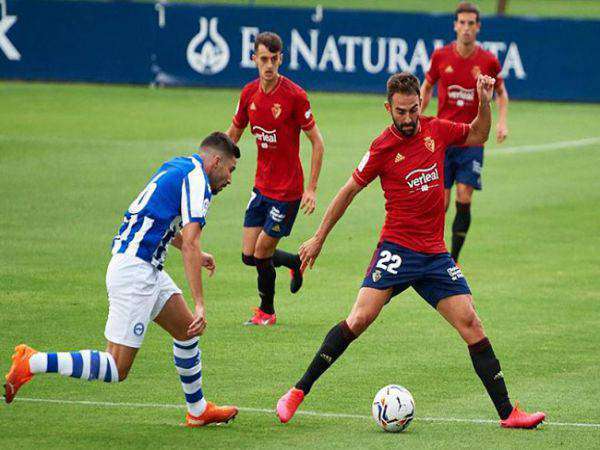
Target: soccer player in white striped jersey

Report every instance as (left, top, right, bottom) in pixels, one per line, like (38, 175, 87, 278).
(4, 132, 240, 427)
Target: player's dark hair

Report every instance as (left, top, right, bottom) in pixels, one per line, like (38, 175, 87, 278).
(386, 72, 421, 103)
(254, 31, 283, 54)
(455, 1, 480, 22)
(200, 132, 240, 159)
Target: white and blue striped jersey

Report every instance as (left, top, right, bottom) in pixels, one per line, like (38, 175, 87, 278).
(111, 154, 212, 270)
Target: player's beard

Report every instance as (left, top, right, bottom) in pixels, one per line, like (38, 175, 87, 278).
(393, 118, 419, 138)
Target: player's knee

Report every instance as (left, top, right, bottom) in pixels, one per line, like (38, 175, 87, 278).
(242, 253, 256, 266)
(346, 311, 375, 336)
(254, 247, 272, 259)
(463, 311, 483, 335)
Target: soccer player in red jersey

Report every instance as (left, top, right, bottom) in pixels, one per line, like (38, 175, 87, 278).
(421, 1, 510, 263)
(276, 73, 545, 429)
(226, 32, 325, 326)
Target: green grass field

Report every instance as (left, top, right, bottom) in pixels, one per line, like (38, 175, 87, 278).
(57, 0, 600, 18)
(1, 81, 599, 449)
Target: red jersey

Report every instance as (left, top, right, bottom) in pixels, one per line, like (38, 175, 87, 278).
(353, 117, 470, 254)
(233, 75, 316, 201)
(426, 42, 503, 126)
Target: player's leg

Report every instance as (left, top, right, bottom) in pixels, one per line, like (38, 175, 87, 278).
(435, 292, 545, 427)
(3, 254, 151, 403)
(296, 287, 391, 392)
(3, 342, 122, 403)
(451, 182, 474, 262)
(277, 287, 392, 423)
(250, 231, 279, 320)
(444, 146, 458, 212)
(154, 290, 238, 426)
(450, 146, 483, 263)
(269, 198, 303, 294)
(241, 226, 262, 268)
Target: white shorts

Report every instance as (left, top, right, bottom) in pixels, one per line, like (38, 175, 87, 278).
(105, 253, 182, 348)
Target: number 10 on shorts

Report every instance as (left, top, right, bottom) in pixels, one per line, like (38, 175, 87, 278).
(376, 250, 402, 275)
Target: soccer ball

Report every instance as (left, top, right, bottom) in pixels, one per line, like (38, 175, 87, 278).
(371, 385, 415, 432)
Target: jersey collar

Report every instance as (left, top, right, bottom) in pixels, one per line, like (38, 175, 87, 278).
(191, 154, 212, 194)
(452, 41, 480, 60)
(260, 75, 284, 96)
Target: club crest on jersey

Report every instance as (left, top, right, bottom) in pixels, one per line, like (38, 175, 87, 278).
(395, 153, 405, 163)
(372, 269, 382, 282)
(271, 103, 282, 119)
(445, 65, 454, 73)
(250, 102, 257, 111)
(471, 65, 482, 79)
(424, 136, 436, 153)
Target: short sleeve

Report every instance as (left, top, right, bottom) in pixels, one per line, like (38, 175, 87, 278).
(232, 87, 250, 129)
(425, 49, 441, 85)
(352, 146, 385, 187)
(437, 119, 471, 147)
(293, 90, 316, 131)
(181, 167, 211, 228)
(491, 56, 504, 89)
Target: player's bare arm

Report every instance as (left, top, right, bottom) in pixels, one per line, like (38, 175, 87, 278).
(419, 79, 435, 113)
(180, 222, 214, 337)
(171, 232, 182, 249)
(464, 74, 494, 146)
(494, 82, 509, 143)
(299, 176, 363, 270)
(300, 124, 325, 215)
(225, 123, 245, 144)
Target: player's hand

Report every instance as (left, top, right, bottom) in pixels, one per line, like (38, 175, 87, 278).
(300, 189, 317, 215)
(200, 252, 216, 277)
(188, 303, 207, 336)
(299, 235, 323, 271)
(496, 122, 508, 143)
(476, 74, 495, 105)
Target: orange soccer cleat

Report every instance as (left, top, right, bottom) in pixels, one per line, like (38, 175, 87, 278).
(244, 307, 276, 326)
(276, 387, 305, 423)
(185, 401, 239, 427)
(500, 402, 546, 429)
(4, 344, 38, 404)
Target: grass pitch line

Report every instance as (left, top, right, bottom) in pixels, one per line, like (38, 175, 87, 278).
(488, 137, 600, 155)
(12, 397, 600, 429)
(1, 134, 599, 156)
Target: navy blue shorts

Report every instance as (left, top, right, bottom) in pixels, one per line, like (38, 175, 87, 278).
(444, 145, 484, 190)
(361, 241, 471, 308)
(243, 188, 301, 238)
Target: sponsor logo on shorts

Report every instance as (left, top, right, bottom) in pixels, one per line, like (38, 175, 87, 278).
(405, 163, 440, 192)
(133, 322, 145, 336)
(372, 269, 382, 282)
(472, 160, 482, 174)
(447, 266, 464, 281)
(269, 206, 285, 223)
